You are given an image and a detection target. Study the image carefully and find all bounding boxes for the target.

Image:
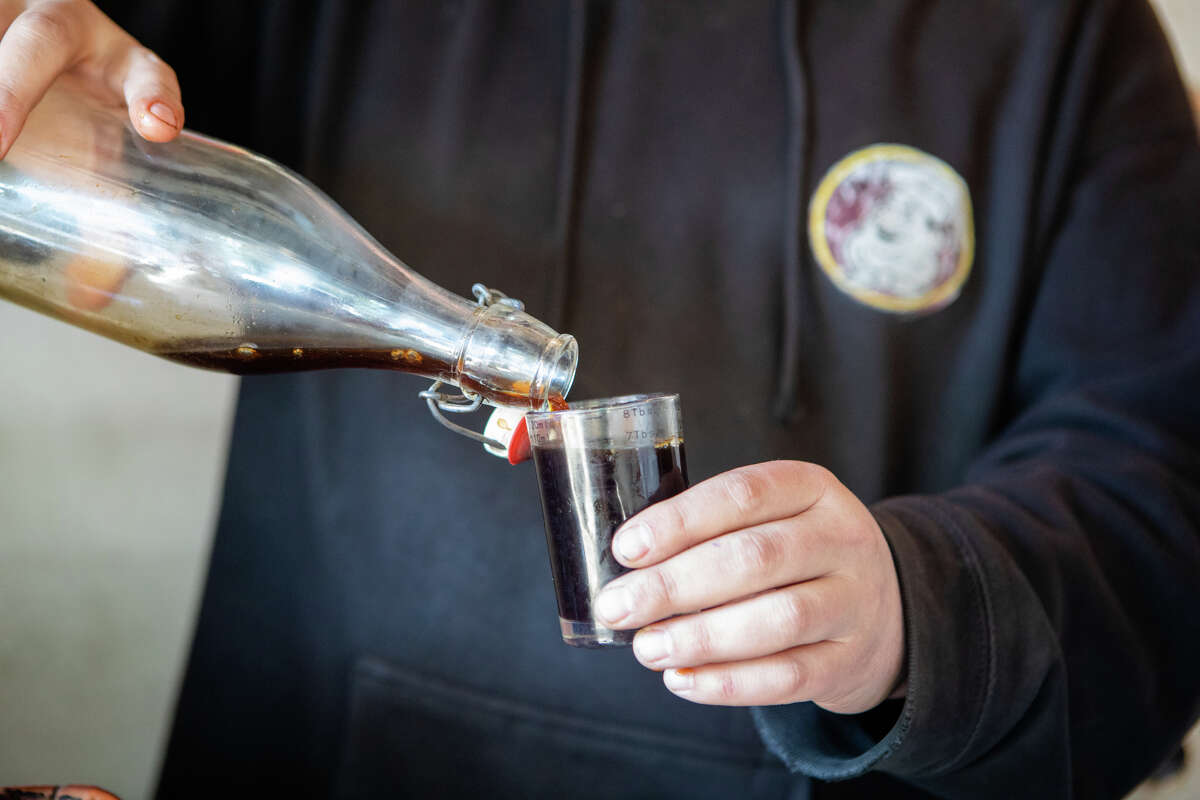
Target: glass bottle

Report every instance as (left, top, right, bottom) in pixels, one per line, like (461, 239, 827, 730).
(0, 76, 577, 420)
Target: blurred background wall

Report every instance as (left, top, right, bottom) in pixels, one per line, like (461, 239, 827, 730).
(0, 3, 1197, 798)
(0, 314, 235, 797)
(1156, 0, 1200, 85)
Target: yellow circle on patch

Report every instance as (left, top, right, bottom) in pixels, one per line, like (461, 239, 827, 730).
(809, 143, 974, 314)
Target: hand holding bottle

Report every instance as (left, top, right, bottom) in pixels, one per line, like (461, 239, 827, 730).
(0, 0, 182, 157)
(0, 0, 186, 309)
(0, 36, 576, 412)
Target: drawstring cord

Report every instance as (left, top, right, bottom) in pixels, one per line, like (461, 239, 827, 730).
(774, 0, 813, 422)
(548, 0, 590, 332)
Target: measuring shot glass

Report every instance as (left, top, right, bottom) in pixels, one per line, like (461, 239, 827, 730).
(526, 393, 689, 647)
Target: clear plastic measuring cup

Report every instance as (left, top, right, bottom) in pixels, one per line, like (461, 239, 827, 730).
(526, 394, 688, 647)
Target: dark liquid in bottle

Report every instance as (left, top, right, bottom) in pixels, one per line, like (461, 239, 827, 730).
(158, 344, 550, 408)
(157, 344, 453, 375)
(532, 439, 688, 647)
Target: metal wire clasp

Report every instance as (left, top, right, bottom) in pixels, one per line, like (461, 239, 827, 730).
(418, 283, 522, 451)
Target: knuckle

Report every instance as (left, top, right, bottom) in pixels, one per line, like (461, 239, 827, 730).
(680, 618, 715, 662)
(637, 567, 678, 611)
(716, 670, 739, 702)
(15, 6, 78, 49)
(639, 498, 687, 550)
(801, 460, 833, 484)
(662, 498, 690, 540)
(734, 527, 783, 575)
(723, 469, 764, 515)
(790, 460, 832, 495)
(776, 591, 812, 640)
(781, 655, 814, 700)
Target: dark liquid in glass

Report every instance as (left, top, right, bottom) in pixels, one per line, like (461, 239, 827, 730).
(532, 440, 688, 647)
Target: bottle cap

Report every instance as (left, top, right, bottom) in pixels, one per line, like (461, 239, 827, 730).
(482, 406, 532, 464)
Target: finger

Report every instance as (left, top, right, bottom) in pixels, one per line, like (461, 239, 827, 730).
(0, 1, 91, 155)
(612, 461, 830, 568)
(1, 788, 121, 800)
(64, 253, 129, 310)
(59, 787, 120, 800)
(631, 576, 853, 670)
(659, 640, 850, 707)
(596, 509, 841, 629)
(113, 45, 182, 141)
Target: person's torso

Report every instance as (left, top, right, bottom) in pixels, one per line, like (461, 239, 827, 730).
(133, 2, 1075, 797)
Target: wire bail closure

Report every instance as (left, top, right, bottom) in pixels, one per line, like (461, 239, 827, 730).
(419, 284, 524, 451)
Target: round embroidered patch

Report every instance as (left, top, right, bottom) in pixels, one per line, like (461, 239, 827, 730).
(809, 143, 974, 314)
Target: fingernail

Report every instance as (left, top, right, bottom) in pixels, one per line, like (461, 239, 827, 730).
(663, 667, 694, 692)
(594, 585, 632, 625)
(148, 102, 178, 129)
(614, 523, 651, 562)
(633, 628, 672, 664)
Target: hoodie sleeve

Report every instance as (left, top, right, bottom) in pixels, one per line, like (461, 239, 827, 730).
(753, 1, 1200, 796)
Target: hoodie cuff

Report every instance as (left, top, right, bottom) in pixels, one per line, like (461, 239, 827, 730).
(751, 495, 992, 780)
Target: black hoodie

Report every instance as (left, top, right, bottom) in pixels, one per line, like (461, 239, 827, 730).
(102, 1, 1200, 797)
